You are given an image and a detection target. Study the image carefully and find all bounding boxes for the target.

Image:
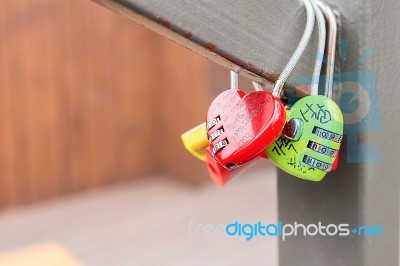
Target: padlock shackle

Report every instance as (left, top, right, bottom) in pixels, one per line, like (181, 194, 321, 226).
(252, 81, 263, 91)
(272, 0, 315, 97)
(230, 68, 240, 90)
(310, 0, 326, 96)
(315, 0, 338, 99)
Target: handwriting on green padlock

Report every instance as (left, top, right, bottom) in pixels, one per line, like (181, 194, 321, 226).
(266, 95, 343, 181)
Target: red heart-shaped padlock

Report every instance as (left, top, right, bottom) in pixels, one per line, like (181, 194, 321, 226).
(206, 89, 286, 169)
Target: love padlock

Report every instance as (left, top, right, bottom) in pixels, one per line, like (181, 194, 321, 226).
(187, 0, 314, 173)
(206, 88, 286, 169)
(182, 76, 275, 186)
(266, 95, 343, 181)
(266, 0, 343, 181)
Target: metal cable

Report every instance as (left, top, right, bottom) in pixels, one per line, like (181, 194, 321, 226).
(272, 0, 315, 97)
(310, 0, 326, 96)
(230, 68, 240, 90)
(252, 81, 264, 91)
(315, 0, 337, 99)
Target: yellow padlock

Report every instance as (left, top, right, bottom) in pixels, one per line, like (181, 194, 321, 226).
(181, 123, 209, 161)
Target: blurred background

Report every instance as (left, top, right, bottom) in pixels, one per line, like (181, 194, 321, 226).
(0, 0, 278, 265)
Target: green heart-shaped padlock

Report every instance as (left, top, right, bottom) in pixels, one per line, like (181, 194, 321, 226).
(266, 95, 343, 181)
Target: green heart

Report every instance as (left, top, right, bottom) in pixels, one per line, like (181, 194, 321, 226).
(266, 95, 344, 181)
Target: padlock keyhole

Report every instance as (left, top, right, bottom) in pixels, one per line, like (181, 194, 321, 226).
(225, 163, 238, 169)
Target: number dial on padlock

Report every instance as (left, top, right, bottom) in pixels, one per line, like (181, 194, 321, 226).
(266, 95, 343, 181)
(206, 89, 286, 169)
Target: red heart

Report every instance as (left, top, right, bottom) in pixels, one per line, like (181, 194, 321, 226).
(206, 89, 286, 168)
